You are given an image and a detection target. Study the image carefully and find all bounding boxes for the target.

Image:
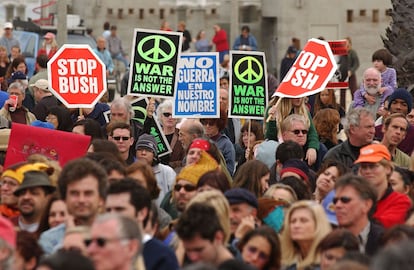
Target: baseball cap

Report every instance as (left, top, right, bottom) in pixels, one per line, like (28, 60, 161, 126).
(30, 79, 49, 91)
(354, 144, 391, 164)
(224, 188, 258, 208)
(3, 22, 12, 29)
(43, 32, 55, 39)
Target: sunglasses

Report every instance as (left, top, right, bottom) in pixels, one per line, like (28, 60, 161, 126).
(112, 136, 130, 141)
(200, 119, 216, 126)
(83, 237, 125, 248)
(163, 112, 172, 117)
(290, 129, 308, 135)
(174, 184, 197, 192)
(246, 246, 269, 261)
(333, 196, 352, 205)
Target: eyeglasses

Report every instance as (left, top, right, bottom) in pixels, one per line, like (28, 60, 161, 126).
(163, 112, 172, 117)
(84, 237, 126, 248)
(290, 129, 308, 135)
(0, 180, 18, 188)
(333, 196, 352, 205)
(112, 136, 130, 141)
(246, 246, 269, 261)
(174, 184, 197, 192)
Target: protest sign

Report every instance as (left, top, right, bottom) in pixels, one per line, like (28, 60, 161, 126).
(130, 98, 171, 158)
(174, 53, 220, 118)
(327, 39, 349, 88)
(48, 45, 107, 108)
(4, 123, 91, 168)
(273, 38, 337, 98)
(128, 28, 182, 98)
(229, 51, 268, 120)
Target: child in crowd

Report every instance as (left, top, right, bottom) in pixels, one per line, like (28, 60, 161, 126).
(355, 48, 396, 110)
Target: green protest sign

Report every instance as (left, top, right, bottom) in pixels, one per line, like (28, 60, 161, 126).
(130, 97, 171, 158)
(229, 51, 268, 120)
(127, 28, 182, 98)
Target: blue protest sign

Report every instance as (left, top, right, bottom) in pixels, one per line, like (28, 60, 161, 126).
(173, 52, 220, 118)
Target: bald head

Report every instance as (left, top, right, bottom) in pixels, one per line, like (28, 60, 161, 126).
(178, 119, 205, 150)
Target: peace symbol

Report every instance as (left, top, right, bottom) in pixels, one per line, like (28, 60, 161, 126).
(137, 35, 176, 63)
(234, 56, 263, 84)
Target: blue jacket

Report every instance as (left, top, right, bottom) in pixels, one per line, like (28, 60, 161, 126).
(93, 48, 114, 73)
(232, 34, 258, 50)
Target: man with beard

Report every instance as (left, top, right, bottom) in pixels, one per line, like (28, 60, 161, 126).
(380, 113, 410, 168)
(39, 158, 108, 254)
(353, 67, 389, 117)
(11, 171, 55, 232)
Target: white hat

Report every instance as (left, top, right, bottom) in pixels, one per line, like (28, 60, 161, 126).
(3, 22, 13, 29)
(30, 79, 49, 91)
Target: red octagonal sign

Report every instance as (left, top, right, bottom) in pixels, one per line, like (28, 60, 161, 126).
(47, 44, 107, 108)
(273, 38, 337, 98)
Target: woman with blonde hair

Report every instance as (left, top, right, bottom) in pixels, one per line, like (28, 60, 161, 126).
(280, 200, 332, 270)
(265, 97, 319, 166)
(38, 32, 59, 59)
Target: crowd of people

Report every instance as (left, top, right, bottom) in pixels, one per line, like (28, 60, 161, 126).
(0, 19, 413, 270)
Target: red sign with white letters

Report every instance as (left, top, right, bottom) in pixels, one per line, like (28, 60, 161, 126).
(48, 45, 107, 108)
(273, 38, 337, 98)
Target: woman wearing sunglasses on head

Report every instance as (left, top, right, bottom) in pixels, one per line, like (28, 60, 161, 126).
(156, 99, 185, 170)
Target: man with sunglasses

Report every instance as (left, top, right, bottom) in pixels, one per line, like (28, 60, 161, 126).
(86, 214, 142, 270)
(105, 179, 179, 270)
(334, 174, 384, 256)
(280, 114, 327, 171)
(161, 151, 219, 219)
(108, 122, 135, 165)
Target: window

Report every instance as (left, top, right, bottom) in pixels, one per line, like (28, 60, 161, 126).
(160, 8, 165, 19)
(107, 8, 113, 15)
(347, 10, 353, 22)
(118, 8, 123, 19)
(139, 9, 144, 19)
(359, 9, 366, 16)
(128, 8, 134, 15)
(149, 8, 154, 14)
(372, 9, 379, 23)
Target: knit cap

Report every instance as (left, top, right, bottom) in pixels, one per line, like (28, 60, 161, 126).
(280, 159, 309, 181)
(388, 88, 413, 112)
(136, 134, 158, 156)
(176, 151, 218, 185)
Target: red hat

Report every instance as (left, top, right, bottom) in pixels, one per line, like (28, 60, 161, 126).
(189, 139, 210, 151)
(354, 144, 391, 164)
